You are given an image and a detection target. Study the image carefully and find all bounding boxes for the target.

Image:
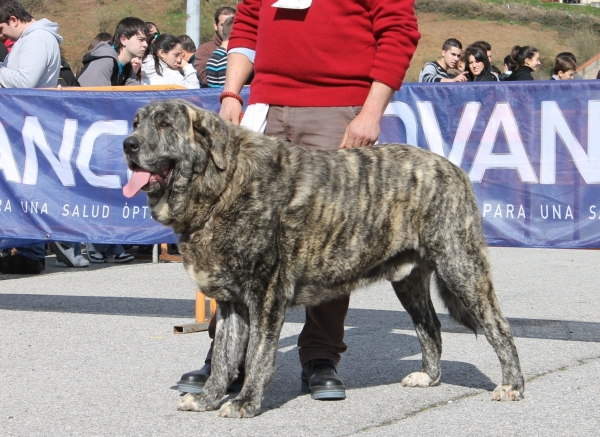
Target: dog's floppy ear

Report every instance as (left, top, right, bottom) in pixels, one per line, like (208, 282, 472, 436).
(192, 109, 229, 171)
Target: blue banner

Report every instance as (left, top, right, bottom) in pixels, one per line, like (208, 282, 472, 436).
(1, 82, 599, 249)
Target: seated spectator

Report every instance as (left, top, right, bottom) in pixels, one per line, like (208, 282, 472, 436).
(447, 52, 465, 78)
(465, 45, 498, 82)
(178, 34, 197, 65)
(457, 52, 466, 74)
(139, 22, 159, 81)
(76, 17, 146, 264)
(77, 17, 147, 87)
(206, 16, 233, 88)
(1, 32, 14, 53)
(419, 38, 468, 83)
(142, 22, 160, 60)
(0, 0, 70, 274)
(555, 52, 582, 80)
(550, 54, 576, 80)
(504, 45, 540, 81)
(472, 40, 500, 78)
(473, 41, 490, 60)
(0, 37, 7, 62)
(194, 5, 236, 87)
(0, 0, 61, 88)
(87, 32, 112, 51)
(141, 34, 200, 89)
(499, 55, 512, 81)
(145, 22, 159, 41)
(76, 32, 112, 76)
(58, 57, 78, 87)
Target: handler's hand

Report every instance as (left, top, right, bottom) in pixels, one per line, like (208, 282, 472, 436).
(339, 111, 380, 148)
(219, 97, 243, 126)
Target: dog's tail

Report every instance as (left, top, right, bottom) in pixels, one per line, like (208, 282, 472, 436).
(433, 275, 479, 334)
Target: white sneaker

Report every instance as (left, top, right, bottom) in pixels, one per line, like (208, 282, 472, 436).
(85, 243, 95, 253)
(56, 254, 90, 267)
(112, 253, 134, 263)
(50, 242, 78, 267)
(88, 252, 108, 263)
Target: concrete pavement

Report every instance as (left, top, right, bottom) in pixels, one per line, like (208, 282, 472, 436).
(1, 247, 599, 436)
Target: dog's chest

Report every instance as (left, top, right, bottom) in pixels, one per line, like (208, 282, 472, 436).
(179, 230, 234, 300)
(180, 243, 216, 288)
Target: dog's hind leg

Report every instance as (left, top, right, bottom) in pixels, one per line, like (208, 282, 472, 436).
(431, 246, 524, 401)
(218, 285, 288, 418)
(178, 301, 249, 412)
(391, 263, 442, 388)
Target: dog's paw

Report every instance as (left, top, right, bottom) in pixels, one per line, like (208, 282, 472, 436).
(218, 399, 260, 418)
(401, 372, 436, 387)
(177, 393, 221, 412)
(492, 384, 523, 401)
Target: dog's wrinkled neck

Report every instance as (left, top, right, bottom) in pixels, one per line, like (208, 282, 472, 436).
(176, 138, 242, 234)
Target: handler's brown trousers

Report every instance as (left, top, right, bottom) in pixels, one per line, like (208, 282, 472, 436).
(208, 105, 363, 365)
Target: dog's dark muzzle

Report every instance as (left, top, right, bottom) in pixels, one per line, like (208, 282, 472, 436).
(123, 135, 140, 156)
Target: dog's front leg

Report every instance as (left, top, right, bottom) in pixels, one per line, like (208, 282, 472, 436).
(178, 301, 249, 412)
(218, 290, 287, 418)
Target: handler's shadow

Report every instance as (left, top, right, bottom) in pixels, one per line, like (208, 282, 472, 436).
(258, 307, 496, 413)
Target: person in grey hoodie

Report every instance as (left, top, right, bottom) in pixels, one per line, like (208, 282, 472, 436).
(77, 17, 147, 87)
(0, 0, 62, 88)
(0, 0, 66, 275)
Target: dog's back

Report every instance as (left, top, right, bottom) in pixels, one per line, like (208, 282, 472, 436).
(245, 141, 483, 302)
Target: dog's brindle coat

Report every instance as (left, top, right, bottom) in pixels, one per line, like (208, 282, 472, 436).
(123, 99, 524, 418)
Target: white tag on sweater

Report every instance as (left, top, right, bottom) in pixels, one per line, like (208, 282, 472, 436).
(272, 0, 312, 9)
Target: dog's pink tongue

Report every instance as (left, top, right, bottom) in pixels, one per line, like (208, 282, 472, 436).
(123, 169, 151, 198)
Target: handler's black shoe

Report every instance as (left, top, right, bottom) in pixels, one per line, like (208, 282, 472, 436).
(301, 358, 346, 400)
(177, 358, 245, 394)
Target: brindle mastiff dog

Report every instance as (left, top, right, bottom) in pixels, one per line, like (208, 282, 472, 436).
(122, 99, 524, 418)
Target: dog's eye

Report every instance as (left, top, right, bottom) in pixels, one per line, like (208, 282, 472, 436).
(132, 121, 139, 129)
(160, 120, 172, 128)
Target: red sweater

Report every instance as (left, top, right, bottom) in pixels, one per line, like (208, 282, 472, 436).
(228, 0, 420, 107)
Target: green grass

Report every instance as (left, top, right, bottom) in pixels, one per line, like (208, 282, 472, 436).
(415, 0, 600, 33)
(483, 0, 600, 16)
(154, 0, 240, 44)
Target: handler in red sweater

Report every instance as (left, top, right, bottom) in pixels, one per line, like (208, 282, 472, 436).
(177, 0, 420, 400)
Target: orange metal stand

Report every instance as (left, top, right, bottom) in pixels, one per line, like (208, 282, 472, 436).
(174, 290, 217, 334)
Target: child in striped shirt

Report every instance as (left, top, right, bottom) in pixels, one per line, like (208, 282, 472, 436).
(206, 16, 233, 88)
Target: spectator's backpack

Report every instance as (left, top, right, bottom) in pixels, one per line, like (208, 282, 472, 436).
(0, 43, 8, 63)
(58, 59, 80, 87)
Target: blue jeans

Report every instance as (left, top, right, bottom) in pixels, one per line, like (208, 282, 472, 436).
(17, 243, 46, 260)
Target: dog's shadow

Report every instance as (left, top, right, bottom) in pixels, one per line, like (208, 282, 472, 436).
(256, 307, 496, 413)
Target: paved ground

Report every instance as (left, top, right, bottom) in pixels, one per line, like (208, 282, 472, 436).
(1, 247, 599, 436)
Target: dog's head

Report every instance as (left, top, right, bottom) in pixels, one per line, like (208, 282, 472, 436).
(123, 99, 235, 227)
